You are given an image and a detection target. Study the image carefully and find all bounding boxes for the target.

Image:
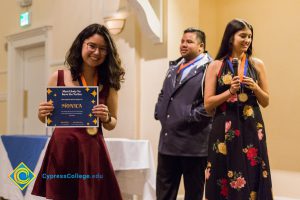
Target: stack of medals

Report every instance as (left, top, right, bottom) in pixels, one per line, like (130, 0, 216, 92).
(79, 74, 99, 136)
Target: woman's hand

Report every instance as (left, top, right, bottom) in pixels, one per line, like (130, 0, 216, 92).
(92, 104, 110, 123)
(229, 76, 241, 94)
(243, 76, 258, 91)
(38, 102, 54, 123)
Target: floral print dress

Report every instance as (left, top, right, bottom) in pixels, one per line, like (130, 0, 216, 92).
(205, 58, 273, 200)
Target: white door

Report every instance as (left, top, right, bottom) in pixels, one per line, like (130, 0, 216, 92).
(23, 45, 46, 134)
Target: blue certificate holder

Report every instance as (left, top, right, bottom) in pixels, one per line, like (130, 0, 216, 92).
(46, 86, 98, 127)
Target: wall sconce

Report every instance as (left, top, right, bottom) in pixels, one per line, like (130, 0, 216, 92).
(104, 17, 126, 35)
(104, 9, 128, 35)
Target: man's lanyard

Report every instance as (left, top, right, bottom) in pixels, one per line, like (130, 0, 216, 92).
(177, 54, 205, 74)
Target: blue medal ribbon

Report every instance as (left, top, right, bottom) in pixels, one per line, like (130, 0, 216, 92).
(226, 58, 249, 78)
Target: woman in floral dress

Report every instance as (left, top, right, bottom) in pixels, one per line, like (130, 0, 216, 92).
(204, 19, 273, 199)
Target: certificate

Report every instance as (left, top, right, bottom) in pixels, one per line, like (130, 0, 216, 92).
(46, 86, 98, 127)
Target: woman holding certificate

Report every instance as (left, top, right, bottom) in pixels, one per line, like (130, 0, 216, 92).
(204, 19, 273, 199)
(32, 24, 124, 200)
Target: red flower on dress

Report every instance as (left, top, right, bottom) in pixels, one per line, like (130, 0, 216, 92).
(229, 172, 247, 190)
(220, 184, 228, 197)
(245, 146, 259, 166)
(235, 177, 246, 188)
(224, 121, 240, 142)
(230, 181, 237, 189)
(218, 178, 228, 198)
(247, 147, 258, 160)
(250, 160, 257, 166)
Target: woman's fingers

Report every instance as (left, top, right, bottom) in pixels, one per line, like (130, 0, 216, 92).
(92, 104, 110, 121)
(243, 76, 257, 90)
(92, 105, 108, 113)
(230, 76, 241, 93)
(39, 110, 52, 117)
(38, 102, 54, 116)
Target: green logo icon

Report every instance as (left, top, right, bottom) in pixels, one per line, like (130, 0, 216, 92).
(9, 162, 36, 190)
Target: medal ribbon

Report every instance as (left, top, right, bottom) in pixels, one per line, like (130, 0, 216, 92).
(177, 54, 205, 74)
(226, 54, 248, 82)
(80, 74, 99, 135)
(79, 74, 98, 86)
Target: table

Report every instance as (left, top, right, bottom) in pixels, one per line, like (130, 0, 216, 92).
(0, 135, 156, 200)
(105, 138, 156, 200)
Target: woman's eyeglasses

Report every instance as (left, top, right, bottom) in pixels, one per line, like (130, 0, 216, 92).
(85, 42, 107, 55)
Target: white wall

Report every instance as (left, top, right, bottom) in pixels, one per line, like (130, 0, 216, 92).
(104, 14, 140, 139)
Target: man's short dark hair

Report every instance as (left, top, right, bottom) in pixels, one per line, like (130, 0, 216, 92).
(184, 27, 206, 50)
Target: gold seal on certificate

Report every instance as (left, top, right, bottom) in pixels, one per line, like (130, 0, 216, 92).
(86, 127, 98, 136)
(238, 93, 248, 102)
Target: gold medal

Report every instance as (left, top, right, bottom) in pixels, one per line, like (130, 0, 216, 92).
(222, 74, 232, 85)
(80, 74, 99, 136)
(86, 127, 98, 136)
(238, 93, 248, 102)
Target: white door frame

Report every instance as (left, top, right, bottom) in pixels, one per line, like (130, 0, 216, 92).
(6, 26, 52, 134)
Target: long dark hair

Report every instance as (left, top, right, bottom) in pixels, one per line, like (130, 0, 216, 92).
(215, 19, 253, 60)
(65, 23, 125, 90)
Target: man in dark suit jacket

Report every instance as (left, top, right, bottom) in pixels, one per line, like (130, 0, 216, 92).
(155, 28, 212, 200)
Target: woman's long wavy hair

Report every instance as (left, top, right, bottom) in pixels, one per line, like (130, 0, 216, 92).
(215, 19, 253, 60)
(65, 23, 125, 90)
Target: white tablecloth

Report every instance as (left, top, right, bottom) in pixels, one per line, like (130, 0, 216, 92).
(105, 138, 156, 200)
(0, 136, 156, 200)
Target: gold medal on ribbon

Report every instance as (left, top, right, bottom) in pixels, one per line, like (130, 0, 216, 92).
(222, 74, 232, 85)
(86, 127, 98, 136)
(238, 93, 248, 102)
(80, 74, 99, 136)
